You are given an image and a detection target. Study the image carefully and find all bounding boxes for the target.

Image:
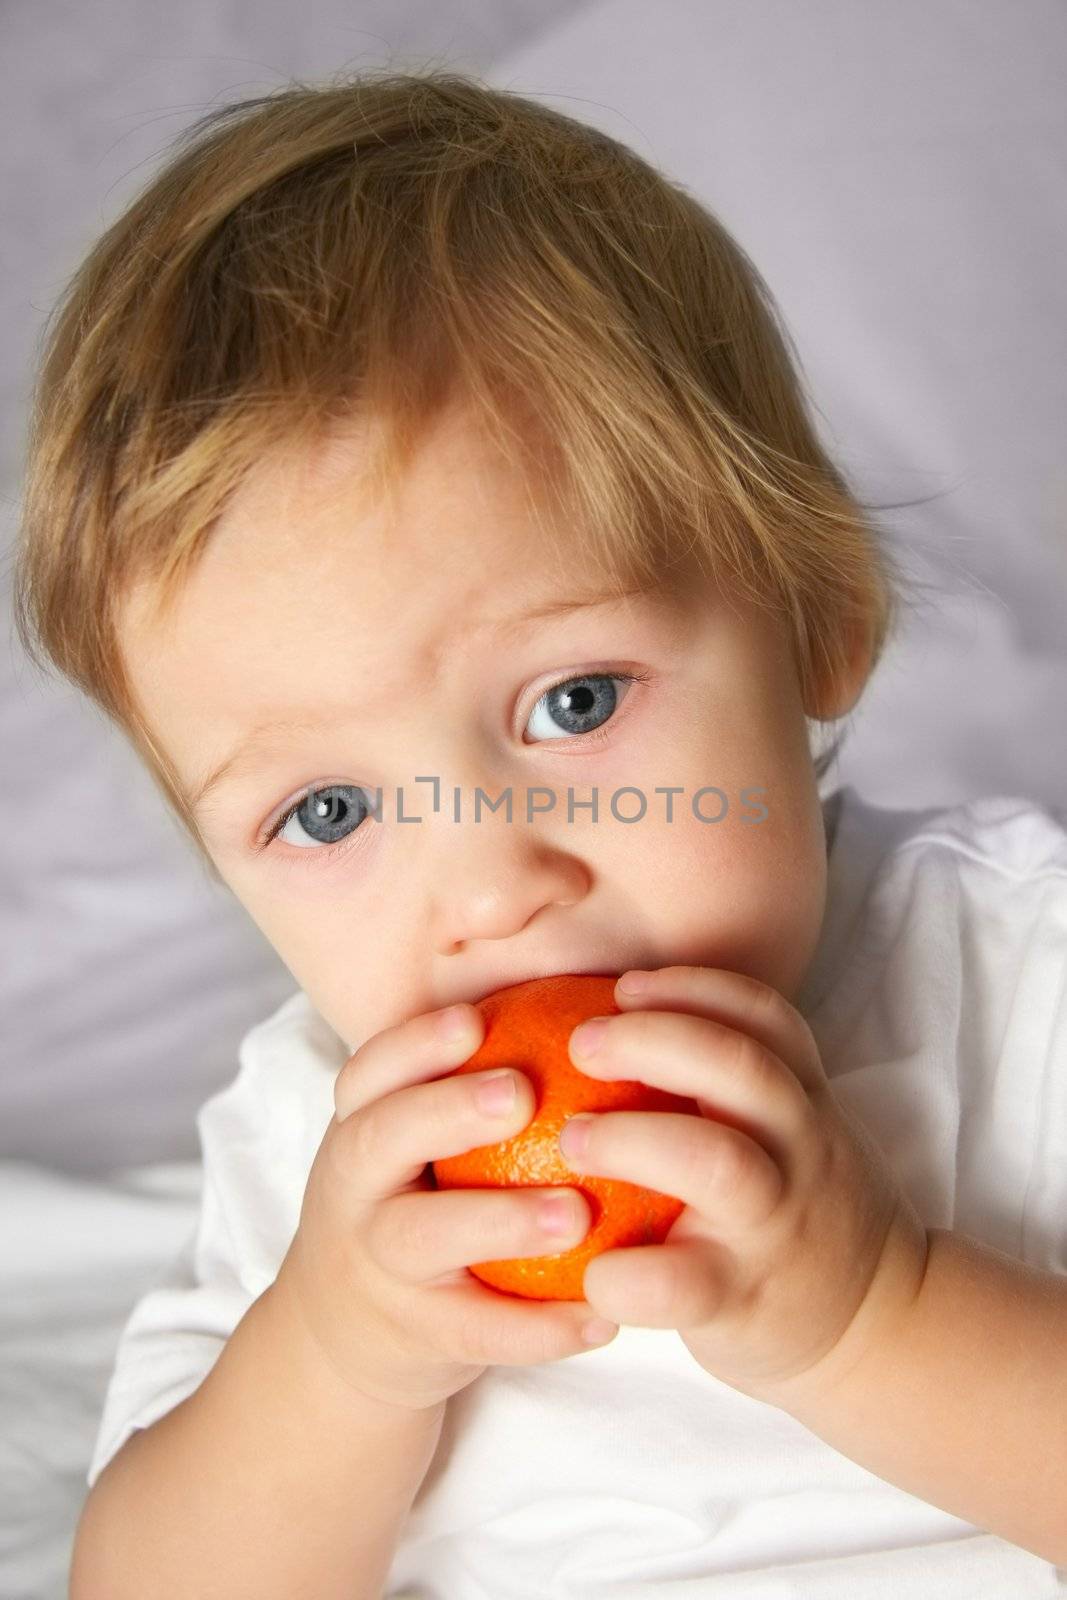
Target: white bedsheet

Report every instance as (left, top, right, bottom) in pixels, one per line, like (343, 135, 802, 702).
(0, 1160, 202, 1599)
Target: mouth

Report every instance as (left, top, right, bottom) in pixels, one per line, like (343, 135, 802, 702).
(464, 964, 625, 1010)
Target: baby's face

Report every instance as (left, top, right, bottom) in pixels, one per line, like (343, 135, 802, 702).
(120, 402, 846, 1055)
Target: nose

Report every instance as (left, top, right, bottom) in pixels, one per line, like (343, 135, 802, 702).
(430, 811, 591, 956)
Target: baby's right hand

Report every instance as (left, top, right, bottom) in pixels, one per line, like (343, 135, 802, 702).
(270, 1001, 605, 1414)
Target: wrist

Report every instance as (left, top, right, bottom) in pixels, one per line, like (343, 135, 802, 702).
(773, 1200, 930, 1423)
(256, 1276, 449, 1430)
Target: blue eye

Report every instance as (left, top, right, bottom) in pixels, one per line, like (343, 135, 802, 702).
(523, 671, 644, 742)
(261, 784, 375, 863)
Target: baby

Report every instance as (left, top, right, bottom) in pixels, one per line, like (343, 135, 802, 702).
(14, 67, 1067, 1598)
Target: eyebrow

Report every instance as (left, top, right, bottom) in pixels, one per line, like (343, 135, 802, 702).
(186, 587, 642, 816)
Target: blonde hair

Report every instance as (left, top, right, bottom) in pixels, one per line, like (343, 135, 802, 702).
(10, 65, 930, 882)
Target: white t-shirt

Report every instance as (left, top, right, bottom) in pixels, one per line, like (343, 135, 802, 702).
(87, 783, 1067, 1597)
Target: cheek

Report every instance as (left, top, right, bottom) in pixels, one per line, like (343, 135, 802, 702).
(257, 876, 424, 1057)
(255, 921, 410, 1059)
(612, 792, 822, 987)
(215, 863, 383, 1013)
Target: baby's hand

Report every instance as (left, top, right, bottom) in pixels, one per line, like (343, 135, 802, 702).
(562, 965, 929, 1409)
(270, 1000, 610, 1415)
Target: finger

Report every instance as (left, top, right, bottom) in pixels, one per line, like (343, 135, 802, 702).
(583, 1236, 728, 1330)
(371, 1184, 594, 1287)
(335, 1064, 535, 1205)
(414, 1275, 620, 1366)
(560, 1109, 785, 1237)
(612, 966, 826, 1094)
(569, 1007, 813, 1157)
(334, 1002, 485, 1121)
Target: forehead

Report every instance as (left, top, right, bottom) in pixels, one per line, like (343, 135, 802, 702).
(203, 401, 631, 620)
(226, 398, 555, 545)
(117, 404, 696, 751)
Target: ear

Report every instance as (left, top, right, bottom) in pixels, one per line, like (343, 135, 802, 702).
(805, 615, 873, 722)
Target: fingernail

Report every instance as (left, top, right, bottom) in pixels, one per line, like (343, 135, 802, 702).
(583, 1317, 619, 1345)
(537, 1192, 578, 1235)
(475, 1070, 517, 1115)
(438, 1005, 472, 1041)
(560, 1113, 595, 1161)
(617, 970, 649, 994)
(571, 1017, 608, 1058)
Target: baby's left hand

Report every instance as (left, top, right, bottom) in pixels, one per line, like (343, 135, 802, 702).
(564, 965, 930, 1409)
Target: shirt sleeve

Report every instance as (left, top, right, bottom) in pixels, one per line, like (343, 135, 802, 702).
(781, 788, 1067, 1285)
(946, 795, 1067, 1276)
(87, 990, 343, 1488)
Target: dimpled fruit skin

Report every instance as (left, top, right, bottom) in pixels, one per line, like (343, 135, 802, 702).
(430, 973, 700, 1302)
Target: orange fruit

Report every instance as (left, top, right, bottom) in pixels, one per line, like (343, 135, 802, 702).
(430, 973, 700, 1301)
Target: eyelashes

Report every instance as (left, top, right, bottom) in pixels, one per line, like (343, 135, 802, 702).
(258, 666, 653, 865)
(261, 780, 372, 860)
